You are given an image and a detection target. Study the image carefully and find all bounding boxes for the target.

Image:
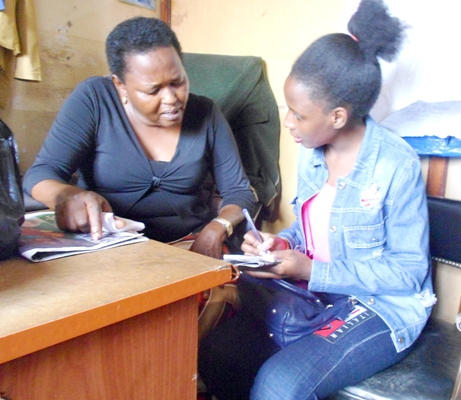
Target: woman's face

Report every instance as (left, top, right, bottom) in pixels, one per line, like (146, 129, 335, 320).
(283, 75, 337, 148)
(116, 46, 189, 128)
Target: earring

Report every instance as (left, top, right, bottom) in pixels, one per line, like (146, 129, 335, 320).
(123, 95, 128, 105)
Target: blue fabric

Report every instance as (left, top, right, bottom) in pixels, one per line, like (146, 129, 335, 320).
(199, 302, 411, 400)
(251, 308, 411, 400)
(0, 0, 4, 11)
(403, 135, 461, 157)
(278, 116, 434, 352)
(23, 76, 256, 242)
(236, 273, 354, 348)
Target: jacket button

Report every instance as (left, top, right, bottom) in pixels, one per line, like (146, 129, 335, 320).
(338, 181, 346, 189)
(367, 298, 375, 305)
(330, 226, 337, 232)
(398, 336, 404, 343)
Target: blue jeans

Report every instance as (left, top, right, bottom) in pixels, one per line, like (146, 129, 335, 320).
(199, 301, 412, 400)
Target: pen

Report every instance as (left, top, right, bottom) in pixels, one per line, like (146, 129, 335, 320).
(242, 208, 266, 248)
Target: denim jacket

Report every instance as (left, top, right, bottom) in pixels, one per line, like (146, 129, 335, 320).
(279, 116, 436, 352)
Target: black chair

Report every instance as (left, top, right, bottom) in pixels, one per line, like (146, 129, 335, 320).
(329, 196, 461, 400)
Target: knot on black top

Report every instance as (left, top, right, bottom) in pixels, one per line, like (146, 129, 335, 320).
(151, 176, 161, 188)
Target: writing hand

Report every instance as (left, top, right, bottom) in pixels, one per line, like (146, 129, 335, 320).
(242, 231, 288, 255)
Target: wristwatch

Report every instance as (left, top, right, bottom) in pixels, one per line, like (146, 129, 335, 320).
(212, 217, 233, 237)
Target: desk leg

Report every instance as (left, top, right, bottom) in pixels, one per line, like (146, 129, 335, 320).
(0, 295, 198, 400)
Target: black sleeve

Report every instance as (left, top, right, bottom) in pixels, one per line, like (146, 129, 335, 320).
(23, 79, 99, 193)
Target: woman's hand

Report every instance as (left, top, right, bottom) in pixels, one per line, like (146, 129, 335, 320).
(191, 205, 246, 259)
(31, 180, 118, 241)
(190, 221, 227, 259)
(54, 188, 117, 240)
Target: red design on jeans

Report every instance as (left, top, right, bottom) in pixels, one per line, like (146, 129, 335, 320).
(314, 319, 346, 337)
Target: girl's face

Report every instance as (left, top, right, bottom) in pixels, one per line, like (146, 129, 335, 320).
(114, 46, 189, 129)
(283, 75, 338, 148)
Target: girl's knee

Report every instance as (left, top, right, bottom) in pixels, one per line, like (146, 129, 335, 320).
(251, 360, 303, 400)
(251, 352, 323, 400)
(251, 365, 283, 400)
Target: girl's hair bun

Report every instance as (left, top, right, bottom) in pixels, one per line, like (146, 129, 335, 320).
(290, 0, 407, 119)
(348, 0, 407, 62)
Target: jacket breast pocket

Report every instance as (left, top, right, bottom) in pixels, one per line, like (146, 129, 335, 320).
(343, 221, 386, 260)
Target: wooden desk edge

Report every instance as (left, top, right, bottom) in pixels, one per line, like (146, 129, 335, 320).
(0, 267, 231, 364)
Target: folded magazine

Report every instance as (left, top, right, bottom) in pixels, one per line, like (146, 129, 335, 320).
(19, 211, 148, 262)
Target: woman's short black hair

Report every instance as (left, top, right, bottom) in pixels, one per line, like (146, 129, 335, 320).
(290, 0, 406, 119)
(105, 17, 182, 83)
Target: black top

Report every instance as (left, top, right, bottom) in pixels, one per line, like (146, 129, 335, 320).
(23, 76, 256, 242)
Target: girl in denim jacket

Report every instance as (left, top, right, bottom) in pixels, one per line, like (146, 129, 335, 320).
(199, 0, 436, 399)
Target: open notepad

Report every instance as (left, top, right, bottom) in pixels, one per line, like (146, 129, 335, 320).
(223, 253, 280, 269)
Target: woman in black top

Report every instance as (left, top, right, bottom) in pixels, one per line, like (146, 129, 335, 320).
(24, 17, 255, 258)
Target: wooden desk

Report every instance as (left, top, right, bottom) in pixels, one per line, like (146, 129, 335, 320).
(0, 240, 231, 399)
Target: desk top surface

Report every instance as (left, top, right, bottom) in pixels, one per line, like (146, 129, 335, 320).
(0, 240, 231, 363)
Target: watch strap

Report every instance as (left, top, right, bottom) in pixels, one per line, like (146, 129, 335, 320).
(212, 217, 233, 237)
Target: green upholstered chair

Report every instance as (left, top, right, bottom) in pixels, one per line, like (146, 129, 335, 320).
(182, 53, 281, 224)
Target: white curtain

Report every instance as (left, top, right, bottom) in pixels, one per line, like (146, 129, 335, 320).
(344, 0, 461, 140)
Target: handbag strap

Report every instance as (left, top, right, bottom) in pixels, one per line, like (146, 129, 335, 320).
(266, 278, 328, 307)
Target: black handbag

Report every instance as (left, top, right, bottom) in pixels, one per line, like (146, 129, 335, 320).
(0, 119, 25, 260)
(237, 273, 354, 348)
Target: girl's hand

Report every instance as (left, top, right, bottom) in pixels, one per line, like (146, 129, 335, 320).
(241, 231, 287, 255)
(244, 249, 312, 281)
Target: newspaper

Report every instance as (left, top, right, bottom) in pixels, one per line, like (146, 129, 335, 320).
(19, 211, 149, 262)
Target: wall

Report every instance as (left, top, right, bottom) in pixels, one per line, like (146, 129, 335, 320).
(171, 0, 461, 322)
(0, 0, 159, 174)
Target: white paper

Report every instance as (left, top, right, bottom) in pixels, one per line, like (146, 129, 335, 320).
(223, 253, 280, 269)
(101, 212, 145, 233)
(380, 100, 461, 139)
